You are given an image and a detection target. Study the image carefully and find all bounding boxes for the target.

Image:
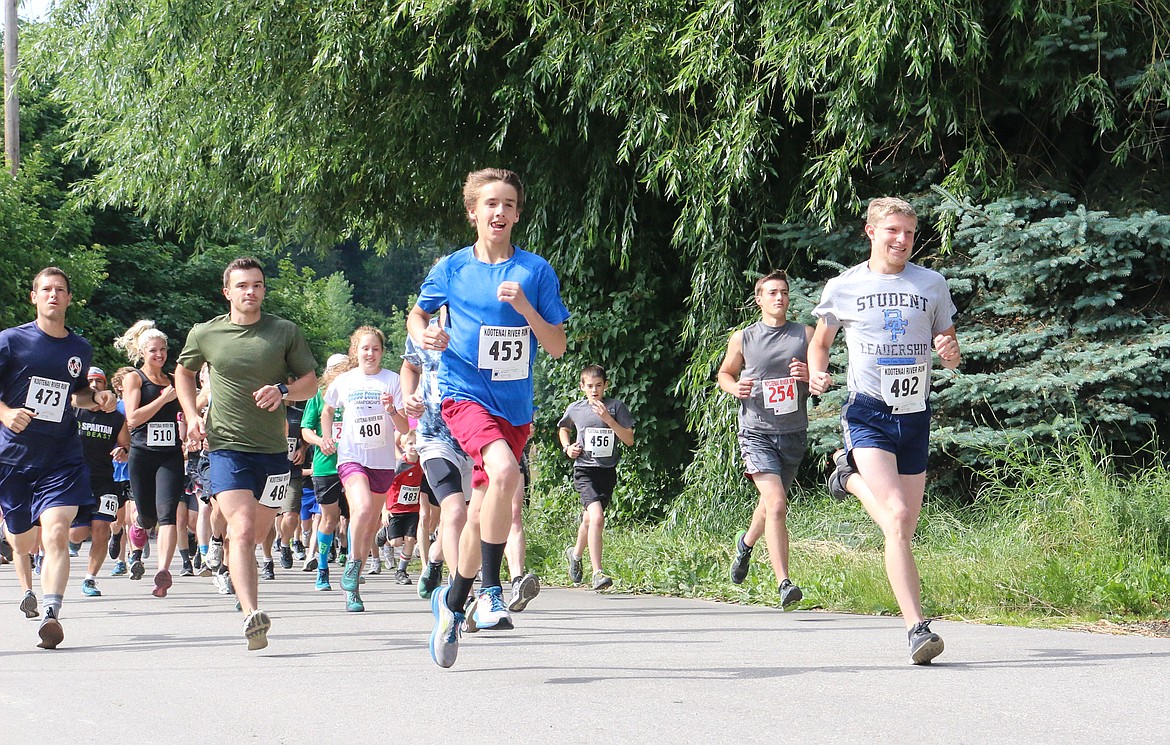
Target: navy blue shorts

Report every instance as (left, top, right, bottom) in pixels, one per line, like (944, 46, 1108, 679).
(0, 459, 94, 535)
(208, 450, 290, 504)
(841, 392, 931, 475)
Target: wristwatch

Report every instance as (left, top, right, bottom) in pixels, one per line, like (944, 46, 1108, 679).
(276, 382, 289, 396)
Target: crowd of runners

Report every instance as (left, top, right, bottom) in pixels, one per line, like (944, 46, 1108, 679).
(0, 170, 959, 667)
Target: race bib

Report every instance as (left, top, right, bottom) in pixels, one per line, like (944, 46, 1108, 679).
(880, 363, 929, 414)
(397, 484, 420, 505)
(25, 376, 70, 423)
(583, 427, 615, 458)
(332, 421, 343, 440)
(353, 414, 387, 448)
(477, 326, 531, 381)
(97, 493, 120, 517)
(762, 377, 799, 415)
(258, 471, 291, 508)
(287, 437, 298, 460)
(147, 422, 177, 447)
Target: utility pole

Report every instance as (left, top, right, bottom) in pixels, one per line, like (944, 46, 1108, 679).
(3, 0, 18, 176)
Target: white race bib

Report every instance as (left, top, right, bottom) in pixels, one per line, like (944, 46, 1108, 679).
(25, 376, 70, 423)
(147, 422, 177, 447)
(477, 326, 531, 381)
(762, 377, 799, 415)
(258, 471, 291, 508)
(583, 427, 615, 458)
(97, 493, 120, 517)
(352, 414, 387, 448)
(880, 363, 929, 414)
(397, 484, 420, 505)
(287, 437, 298, 460)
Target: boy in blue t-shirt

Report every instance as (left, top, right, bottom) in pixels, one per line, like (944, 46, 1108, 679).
(408, 168, 569, 668)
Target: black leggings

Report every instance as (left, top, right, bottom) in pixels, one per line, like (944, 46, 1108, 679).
(129, 448, 185, 528)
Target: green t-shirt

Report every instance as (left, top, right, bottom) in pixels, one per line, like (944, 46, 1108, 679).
(178, 312, 317, 454)
(301, 390, 340, 477)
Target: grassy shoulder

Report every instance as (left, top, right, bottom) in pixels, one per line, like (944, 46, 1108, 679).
(523, 439, 1170, 628)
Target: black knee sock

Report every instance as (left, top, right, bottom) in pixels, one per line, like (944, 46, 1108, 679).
(480, 541, 506, 589)
(447, 572, 476, 615)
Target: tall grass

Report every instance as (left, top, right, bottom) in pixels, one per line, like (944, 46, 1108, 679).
(525, 434, 1170, 624)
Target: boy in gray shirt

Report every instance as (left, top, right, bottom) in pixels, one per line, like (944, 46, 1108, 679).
(717, 270, 813, 608)
(808, 197, 961, 665)
(558, 365, 635, 590)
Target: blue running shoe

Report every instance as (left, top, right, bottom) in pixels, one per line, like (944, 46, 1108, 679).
(429, 585, 463, 668)
(110, 560, 128, 577)
(341, 559, 361, 592)
(472, 586, 514, 631)
(315, 567, 332, 591)
(345, 589, 364, 612)
(81, 579, 102, 597)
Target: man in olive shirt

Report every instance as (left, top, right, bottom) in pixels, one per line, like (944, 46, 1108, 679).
(175, 257, 317, 651)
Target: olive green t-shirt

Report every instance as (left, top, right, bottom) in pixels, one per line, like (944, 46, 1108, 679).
(178, 313, 317, 454)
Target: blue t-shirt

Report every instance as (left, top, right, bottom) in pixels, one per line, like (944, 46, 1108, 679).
(415, 246, 570, 425)
(0, 322, 93, 467)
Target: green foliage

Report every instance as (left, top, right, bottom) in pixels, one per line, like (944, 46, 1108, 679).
(264, 258, 358, 365)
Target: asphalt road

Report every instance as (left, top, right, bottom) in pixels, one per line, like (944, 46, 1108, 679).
(2, 554, 1168, 743)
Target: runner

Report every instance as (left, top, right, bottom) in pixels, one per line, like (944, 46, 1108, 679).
(399, 313, 473, 604)
(808, 197, 960, 665)
(69, 367, 131, 598)
(175, 257, 318, 650)
(106, 366, 136, 577)
(503, 455, 540, 611)
(300, 353, 349, 590)
(408, 168, 569, 668)
(0, 267, 118, 648)
(116, 320, 187, 598)
(718, 270, 813, 608)
(382, 430, 427, 584)
(277, 399, 308, 571)
(558, 364, 635, 591)
(321, 326, 409, 612)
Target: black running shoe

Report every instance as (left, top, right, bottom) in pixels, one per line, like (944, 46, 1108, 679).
(260, 560, 276, 581)
(107, 530, 123, 561)
(827, 449, 856, 500)
(730, 529, 752, 584)
(279, 545, 293, 570)
(778, 578, 803, 608)
(908, 619, 945, 665)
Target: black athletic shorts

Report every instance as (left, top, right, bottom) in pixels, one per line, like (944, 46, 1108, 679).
(573, 466, 617, 510)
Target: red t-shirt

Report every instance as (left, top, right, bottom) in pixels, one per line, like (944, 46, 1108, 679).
(386, 461, 423, 514)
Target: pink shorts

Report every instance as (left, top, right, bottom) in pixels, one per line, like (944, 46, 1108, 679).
(337, 461, 397, 495)
(440, 400, 531, 489)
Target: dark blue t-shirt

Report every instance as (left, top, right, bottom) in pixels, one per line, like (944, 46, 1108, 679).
(0, 322, 93, 467)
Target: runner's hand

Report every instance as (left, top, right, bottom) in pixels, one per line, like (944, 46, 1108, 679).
(404, 392, 424, 418)
(809, 371, 833, 396)
(254, 385, 283, 411)
(497, 281, 533, 314)
(735, 376, 755, 400)
(421, 325, 449, 352)
(95, 389, 118, 413)
(186, 414, 207, 446)
(788, 358, 810, 383)
(0, 406, 34, 434)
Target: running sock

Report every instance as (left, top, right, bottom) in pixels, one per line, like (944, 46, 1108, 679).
(85, 573, 96, 582)
(739, 535, 753, 553)
(131, 549, 143, 562)
(480, 540, 506, 590)
(397, 558, 409, 572)
(429, 560, 444, 574)
(44, 593, 63, 619)
(447, 572, 475, 615)
(317, 531, 333, 557)
(199, 544, 208, 556)
(179, 549, 191, 563)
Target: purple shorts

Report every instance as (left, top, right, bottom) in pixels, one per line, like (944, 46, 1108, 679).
(337, 461, 396, 495)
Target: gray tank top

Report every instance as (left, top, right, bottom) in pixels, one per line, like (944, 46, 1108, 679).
(739, 321, 809, 434)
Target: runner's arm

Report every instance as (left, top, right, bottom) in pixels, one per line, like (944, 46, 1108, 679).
(807, 320, 838, 396)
